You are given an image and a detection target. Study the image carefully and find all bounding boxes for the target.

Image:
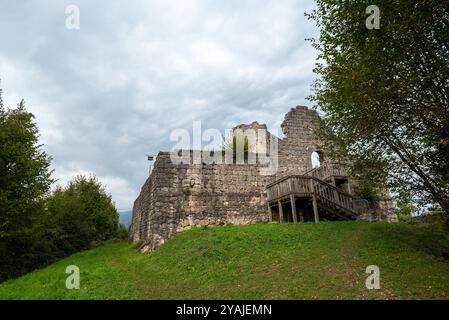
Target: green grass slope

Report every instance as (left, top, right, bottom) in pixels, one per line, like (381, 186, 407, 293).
(1, 221, 449, 300)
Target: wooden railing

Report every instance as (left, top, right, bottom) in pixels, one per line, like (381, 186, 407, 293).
(266, 175, 314, 201)
(303, 161, 350, 180)
(313, 177, 355, 213)
(266, 175, 358, 216)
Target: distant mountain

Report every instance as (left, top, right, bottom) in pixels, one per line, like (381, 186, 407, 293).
(119, 210, 132, 227)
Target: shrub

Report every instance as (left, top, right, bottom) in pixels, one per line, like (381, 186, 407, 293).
(397, 214, 418, 226)
(46, 175, 119, 255)
(118, 224, 129, 241)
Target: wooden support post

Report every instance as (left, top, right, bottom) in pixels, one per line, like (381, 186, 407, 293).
(299, 207, 304, 223)
(309, 178, 315, 194)
(278, 200, 284, 223)
(347, 180, 353, 196)
(268, 203, 272, 221)
(290, 195, 298, 223)
(330, 176, 339, 207)
(312, 194, 319, 223)
(331, 176, 337, 187)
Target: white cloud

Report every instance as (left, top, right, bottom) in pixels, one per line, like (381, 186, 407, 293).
(97, 176, 137, 212)
(52, 164, 138, 211)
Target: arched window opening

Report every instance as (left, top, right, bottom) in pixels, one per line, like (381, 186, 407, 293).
(311, 151, 321, 168)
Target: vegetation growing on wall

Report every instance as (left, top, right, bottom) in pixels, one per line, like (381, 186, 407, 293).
(221, 134, 250, 163)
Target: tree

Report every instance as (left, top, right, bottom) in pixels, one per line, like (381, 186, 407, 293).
(118, 224, 128, 241)
(0, 92, 54, 281)
(307, 1, 449, 214)
(46, 175, 119, 254)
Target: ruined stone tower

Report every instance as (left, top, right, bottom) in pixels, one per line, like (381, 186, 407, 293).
(129, 106, 395, 251)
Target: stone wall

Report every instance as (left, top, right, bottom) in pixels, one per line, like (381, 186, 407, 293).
(277, 106, 321, 178)
(129, 152, 273, 251)
(130, 106, 323, 250)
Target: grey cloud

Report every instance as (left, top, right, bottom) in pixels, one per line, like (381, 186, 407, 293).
(0, 0, 318, 210)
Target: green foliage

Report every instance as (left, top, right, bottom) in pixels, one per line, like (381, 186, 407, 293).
(0, 87, 121, 283)
(306, 1, 449, 214)
(1, 222, 449, 299)
(350, 159, 388, 201)
(0, 97, 54, 282)
(395, 192, 417, 217)
(46, 175, 119, 255)
(397, 214, 418, 226)
(118, 224, 128, 241)
(182, 185, 191, 196)
(424, 210, 449, 233)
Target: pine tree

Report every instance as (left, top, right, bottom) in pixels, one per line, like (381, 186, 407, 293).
(0, 92, 54, 281)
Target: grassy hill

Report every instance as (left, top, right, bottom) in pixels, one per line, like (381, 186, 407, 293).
(1, 221, 449, 300)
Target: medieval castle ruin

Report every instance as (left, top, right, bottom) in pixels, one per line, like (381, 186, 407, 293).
(129, 106, 396, 251)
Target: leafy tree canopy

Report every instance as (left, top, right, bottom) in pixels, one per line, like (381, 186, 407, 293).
(307, 0, 449, 213)
(0, 91, 54, 281)
(47, 175, 119, 253)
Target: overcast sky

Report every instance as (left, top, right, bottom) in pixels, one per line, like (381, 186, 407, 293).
(0, 0, 319, 212)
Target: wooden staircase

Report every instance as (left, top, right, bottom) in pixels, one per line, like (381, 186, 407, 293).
(266, 162, 367, 222)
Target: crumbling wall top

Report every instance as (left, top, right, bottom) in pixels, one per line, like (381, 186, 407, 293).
(280, 105, 319, 137)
